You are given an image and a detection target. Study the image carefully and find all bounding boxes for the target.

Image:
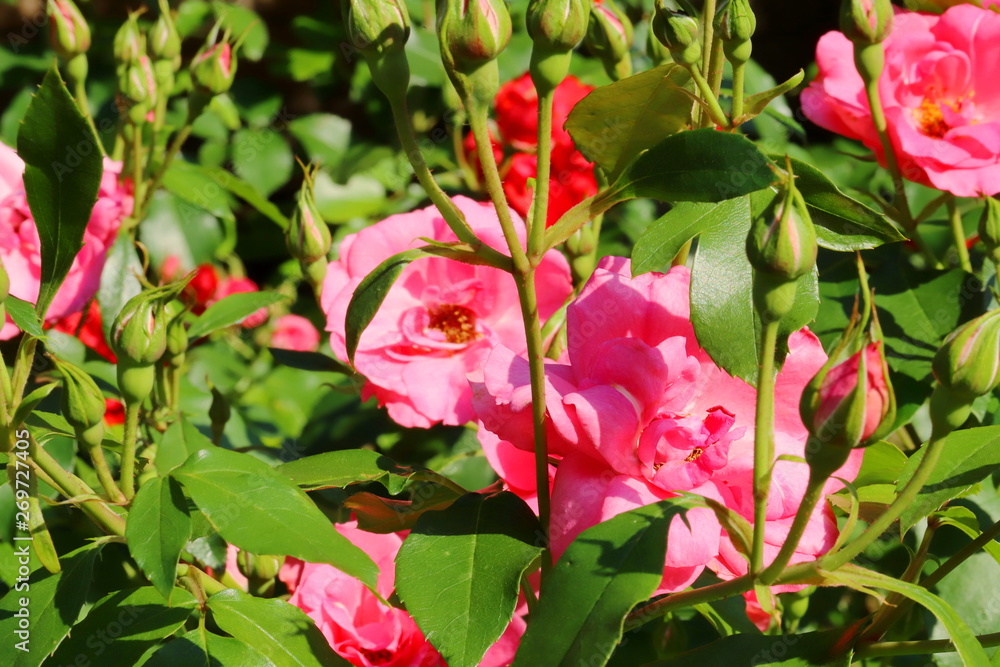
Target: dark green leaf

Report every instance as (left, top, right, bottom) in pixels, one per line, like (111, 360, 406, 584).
(232, 128, 294, 197)
(646, 629, 849, 666)
(16, 66, 103, 317)
(172, 447, 378, 589)
(5, 296, 44, 338)
(188, 291, 288, 339)
(127, 477, 192, 600)
(783, 157, 905, 250)
(268, 348, 352, 375)
(396, 492, 543, 667)
(897, 426, 1000, 534)
(513, 498, 696, 667)
(144, 628, 276, 667)
(0, 541, 104, 667)
(12, 382, 58, 429)
(207, 589, 350, 667)
(631, 202, 723, 275)
(277, 449, 410, 494)
(156, 416, 217, 474)
(740, 70, 806, 123)
(565, 64, 693, 180)
(48, 587, 197, 667)
(287, 114, 351, 170)
(346, 248, 429, 363)
(849, 441, 907, 488)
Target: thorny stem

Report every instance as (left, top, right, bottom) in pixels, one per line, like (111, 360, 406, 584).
(528, 87, 555, 261)
(750, 319, 779, 575)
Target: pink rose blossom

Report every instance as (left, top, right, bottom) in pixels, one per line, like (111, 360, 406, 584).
(280, 521, 524, 667)
(270, 314, 321, 352)
(1, 142, 131, 339)
(802, 5, 1000, 197)
(321, 196, 573, 428)
(473, 258, 864, 595)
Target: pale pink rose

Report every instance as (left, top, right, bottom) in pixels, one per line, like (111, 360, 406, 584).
(280, 521, 524, 667)
(801, 5, 1000, 197)
(473, 258, 864, 594)
(212, 276, 269, 328)
(1, 142, 131, 339)
(270, 314, 321, 352)
(321, 195, 573, 428)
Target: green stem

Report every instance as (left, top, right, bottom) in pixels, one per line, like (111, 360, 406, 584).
(528, 87, 555, 262)
(922, 517, 1000, 590)
(751, 319, 780, 576)
(73, 77, 103, 154)
(947, 197, 973, 272)
(627, 576, 754, 628)
(10, 337, 38, 409)
(88, 442, 127, 504)
(120, 402, 141, 500)
(700, 0, 718, 95)
(688, 66, 730, 129)
(822, 437, 946, 571)
(854, 632, 1000, 659)
(137, 123, 192, 221)
(731, 63, 746, 120)
(758, 471, 827, 584)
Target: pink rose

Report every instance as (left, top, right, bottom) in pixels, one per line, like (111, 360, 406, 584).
(321, 195, 573, 428)
(811, 342, 892, 447)
(1, 142, 131, 339)
(270, 314, 321, 352)
(280, 521, 523, 667)
(473, 258, 863, 594)
(801, 5, 1000, 197)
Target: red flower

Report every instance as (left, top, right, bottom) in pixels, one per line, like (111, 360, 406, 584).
(494, 73, 592, 150)
(104, 398, 125, 426)
(500, 144, 598, 227)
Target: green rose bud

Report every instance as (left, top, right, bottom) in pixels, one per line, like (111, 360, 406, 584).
(191, 25, 237, 96)
(49, 0, 91, 61)
(344, 0, 410, 57)
(114, 12, 144, 66)
(932, 309, 1000, 402)
(149, 0, 182, 67)
(53, 357, 107, 450)
(651, 1, 700, 67)
(747, 181, 817, 282)
(165, 300, 188, 360)
(437, 0, 513, 73)
(527, 0, 591, 53)
(840, 0, 893, 45)
(287, 169, 332, 266)
(120, 55, 158, 123)
(978, 197, 1000, 264)
(585, 0, 634, 79)
(716, 0, 756, 66)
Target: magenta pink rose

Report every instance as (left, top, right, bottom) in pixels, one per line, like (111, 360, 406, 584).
(280, 521, 523, 667)
(802, 5, 1000, 197)
(1, 142, 131, 339)
(270, 314, 321, 352)
(473, 258, 864, 594)
(321, 195, 573, 428)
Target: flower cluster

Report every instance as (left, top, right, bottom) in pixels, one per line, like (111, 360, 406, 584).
(464, 73, 598, 227)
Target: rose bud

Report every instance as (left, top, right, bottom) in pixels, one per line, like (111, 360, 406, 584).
(149, 0, 182, 81)
(437, 0, 513, 73)
(114, 12, 144, 67)
(839, 0, 893, 46)
(527, 0, 591, 53)
(191, 25, 238, 96)
(651, 1, 700, 67)
(933, 308, 1000, 402)
(344, 0, 410, 57)
(120, 54, 158, 123)
(53, 356, 107, 451)
(112, 283, 187, 405)
(287, 168, 332, 268)
(49, 0, 91, 61)
(585, 0, 634, 79)
(716, 0, 756, 66)
(978, 197, 1000, 265)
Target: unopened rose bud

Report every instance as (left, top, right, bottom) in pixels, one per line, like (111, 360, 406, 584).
(345, 0, 410, 57)
(192, 26, 238, 96)
(120, 55, 158, 122)
(527, 0, 591, 53)
(49, 0, 91, 61)
(114, 13, 144, 66)
(585, 0, 634, 79)
(53, 357, 107, 450)
(716, 0, 756, 66)
(978, 197, 1000, 264)
(437, 0, 513, 73)
(840, 0, 893, 46)
(112, 294, 169, 371)
(149, 1, 182, 68)
(287, 170, 332, 266)
(747, 181, 817, 282)
(165, 300, 188, 360)
(652, 2, 700, 67)
(933, 309, 1000, 402)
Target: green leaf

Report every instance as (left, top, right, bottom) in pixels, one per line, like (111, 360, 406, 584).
(0, 541, 105, 667)
(933, 506, 1000, 567)
(127, 477, 193, 600)
(201, 165, 290, 229)
(827, 565, 991, 666)
(207, 589, 350, 667)
(268, 348, 352, 375)
(784, 156, 905, 250)
(610, 129, 775, 204)
(849, 441, 908, 488)
(144, 628, 276, 667)
(156, 416, 217, 474)
(12, 382, 58, 429)
(172, 447, 378, 589)
(16, 66, 103, 317)
(48, 586, 198, 667)
(232, 128, 294, 197)
(565, 64, 693, 180)
(188, 291, 288, 339)
(212, 1, 268, 61)
(277, 449, 410, 494)
(513, 498, 696, 667)
(896, 426, 1000, 534)
(346, 248, 428, 363)
(739, 70, 806, 123)
(928, 548, 1000, 667)
(98, 231, 144, 341)
(288, 114, 351, 169)
(646, 629, 850, 666)
(5, 296, 44, 338)
(668, 194, 818, 384)
(396, 492, 543, 667)
(163, 160, 236, 222)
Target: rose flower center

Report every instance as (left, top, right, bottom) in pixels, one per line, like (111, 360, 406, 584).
(914, 98, 954, 139)
(428, 304, 480, 344)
